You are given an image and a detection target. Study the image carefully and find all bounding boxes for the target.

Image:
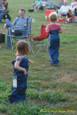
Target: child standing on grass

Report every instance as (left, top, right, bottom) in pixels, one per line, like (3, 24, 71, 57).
(9, 40, 30, 103)
(46, 14, 62, 66)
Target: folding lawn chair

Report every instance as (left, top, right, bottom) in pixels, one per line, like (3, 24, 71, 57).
(32, 39, 48, 56)
(6, 17, 32, 49)
(31, 25, 48, 56)
(45, 9, 57, 21)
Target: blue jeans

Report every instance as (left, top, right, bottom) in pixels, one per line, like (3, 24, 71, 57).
(8, 76, 27, 103)
(49, 47, 59, 65)
(6, 28, 13, 49)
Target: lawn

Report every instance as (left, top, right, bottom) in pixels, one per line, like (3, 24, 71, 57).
(0, 0, 77, 115)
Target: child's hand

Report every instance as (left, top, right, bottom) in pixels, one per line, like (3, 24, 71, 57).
(24, 69, 28, 75)
(29, 59, 34, 64)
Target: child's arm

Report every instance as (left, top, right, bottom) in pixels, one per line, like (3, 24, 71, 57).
(46, 24, 49, 33)
(59, 28, 63, 33)
(13, 17, 19, 26)
(59, 24, 63, 33)
(14, 63, 27, 73)
(29, 59, 34, 64)
(14, 57, 28, 75)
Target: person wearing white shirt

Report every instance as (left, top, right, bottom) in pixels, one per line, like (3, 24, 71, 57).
(71, 0, 77, 11)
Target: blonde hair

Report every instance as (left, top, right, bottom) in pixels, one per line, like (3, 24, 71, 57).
(50, 14, 57, 22)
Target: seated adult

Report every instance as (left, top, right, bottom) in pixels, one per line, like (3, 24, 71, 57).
(58, 3, 72, 16)
(33, 0, 43, 11)
(46, 0, 60, 10)
(5, 8, 32, 48)
(5, 8, 31, 36)
(0, 0, 2, 8)
(0, 0, 11, 22)
(66, 9, 74, 23)
(42, 0, 48, 7)
(71, 0, 77, 12)
(2, 0, 8, 10)
(0, 1, 5, 22)
(59, 0, 68, 7)
(71, 0, 77, 22)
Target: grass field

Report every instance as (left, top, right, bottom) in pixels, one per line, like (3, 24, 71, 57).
(0, 0, 77, 115)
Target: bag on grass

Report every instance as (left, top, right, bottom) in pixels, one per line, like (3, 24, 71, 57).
(0, 33, 5, 43)
(12, 30, 23, 36)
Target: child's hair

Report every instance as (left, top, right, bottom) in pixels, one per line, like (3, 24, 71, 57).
(50, 14, 57, 22)
(16, 40, 29, 55)
(20, 8, 26, 13)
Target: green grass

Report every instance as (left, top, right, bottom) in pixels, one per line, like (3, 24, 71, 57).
(0, 0, 77, 115)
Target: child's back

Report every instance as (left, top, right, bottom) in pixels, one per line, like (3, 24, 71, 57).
(14, 56, 29, 77)
(48, 23, 61, 49)
(9, 40, 30, 103)
(46, 14, 62, 65)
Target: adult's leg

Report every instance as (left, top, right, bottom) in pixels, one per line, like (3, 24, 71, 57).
(0, 10, 4, 22)
(6, 28, 13, 49)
